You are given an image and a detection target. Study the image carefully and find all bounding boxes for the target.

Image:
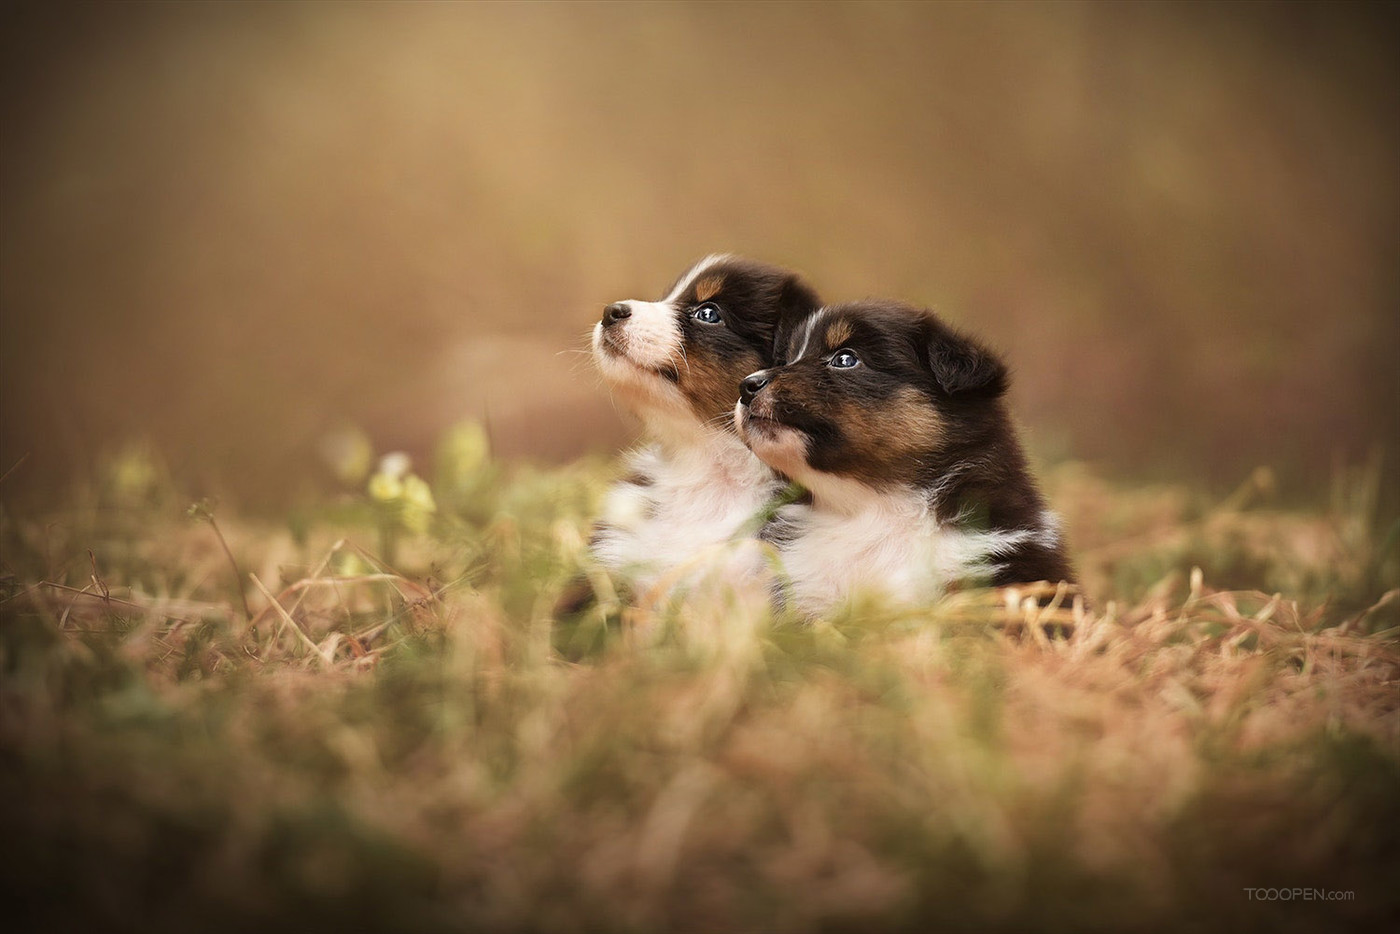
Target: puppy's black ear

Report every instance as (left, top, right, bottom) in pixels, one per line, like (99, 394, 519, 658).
(926, 321, 1008, 397)
(779, 274, 821, 319)
(773, 275, 821, 364)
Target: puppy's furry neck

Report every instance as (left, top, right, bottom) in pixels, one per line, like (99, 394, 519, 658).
(761, 409, 1072, 614)
(637, 403, 741, 459)
(592, 419, 779, 590)
(802, 472, 923, 519)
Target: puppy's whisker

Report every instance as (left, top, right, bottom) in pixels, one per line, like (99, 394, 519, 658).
(701, 414, 733, 432)
(703, 410, 737, 427)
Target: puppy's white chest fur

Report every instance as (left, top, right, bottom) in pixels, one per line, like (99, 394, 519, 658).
(772, 488, 1040, 616)
(592, 434, 780, 592)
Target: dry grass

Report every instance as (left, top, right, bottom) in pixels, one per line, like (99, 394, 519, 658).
(1, 450, 1397, 933)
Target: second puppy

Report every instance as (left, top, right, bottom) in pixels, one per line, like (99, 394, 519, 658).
(735, 299, 1074, 615)
(590, 254, 821, 596)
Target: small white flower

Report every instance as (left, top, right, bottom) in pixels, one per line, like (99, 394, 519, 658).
(378, 451, 412, 481)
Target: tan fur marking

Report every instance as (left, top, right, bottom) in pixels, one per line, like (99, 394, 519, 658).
(694, 274, 725, 302)
(825, 319, 854, 347)
(881, 388, 942, 450)
(829, 387, 942, 486)
(680, 345, 764, 423)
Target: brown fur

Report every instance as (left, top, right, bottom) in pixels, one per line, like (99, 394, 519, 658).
(679, 345, 766, 425)
(694, 274, 725, 302)
(824, 319, 854, 348)
(760, 382, 943, 489)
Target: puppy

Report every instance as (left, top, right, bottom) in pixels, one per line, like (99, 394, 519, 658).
(734, 299, 1074, 616)
(587, 254, 821, 597)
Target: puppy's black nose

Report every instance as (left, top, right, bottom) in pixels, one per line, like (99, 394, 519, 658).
(602, 302, 631, 325)
(739, 372, 770, 406)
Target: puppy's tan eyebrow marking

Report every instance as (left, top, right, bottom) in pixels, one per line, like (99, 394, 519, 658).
(694, 274, 725, 302)
(824, 319, 853, 347)
(664, 253, 730, 303)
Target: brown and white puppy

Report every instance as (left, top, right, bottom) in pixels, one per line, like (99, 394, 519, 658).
(589, 254, 820, 594)
(734, 299, 1073, 615)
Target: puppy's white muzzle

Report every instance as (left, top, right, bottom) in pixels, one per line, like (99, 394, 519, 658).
(595, 299, 681, 373)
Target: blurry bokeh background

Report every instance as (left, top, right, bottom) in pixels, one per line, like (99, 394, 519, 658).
(2, 1, 1396, 507)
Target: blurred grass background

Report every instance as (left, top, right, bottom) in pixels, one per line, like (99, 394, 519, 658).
(2, 1, 1396, 506)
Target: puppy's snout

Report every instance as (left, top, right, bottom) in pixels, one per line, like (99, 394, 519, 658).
(602, 302, 632, 326)
(739, 371, 771, 406)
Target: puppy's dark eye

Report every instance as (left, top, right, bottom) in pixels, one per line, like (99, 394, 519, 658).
(691, 303, 722, 324)
(830, 349, 860, 369)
